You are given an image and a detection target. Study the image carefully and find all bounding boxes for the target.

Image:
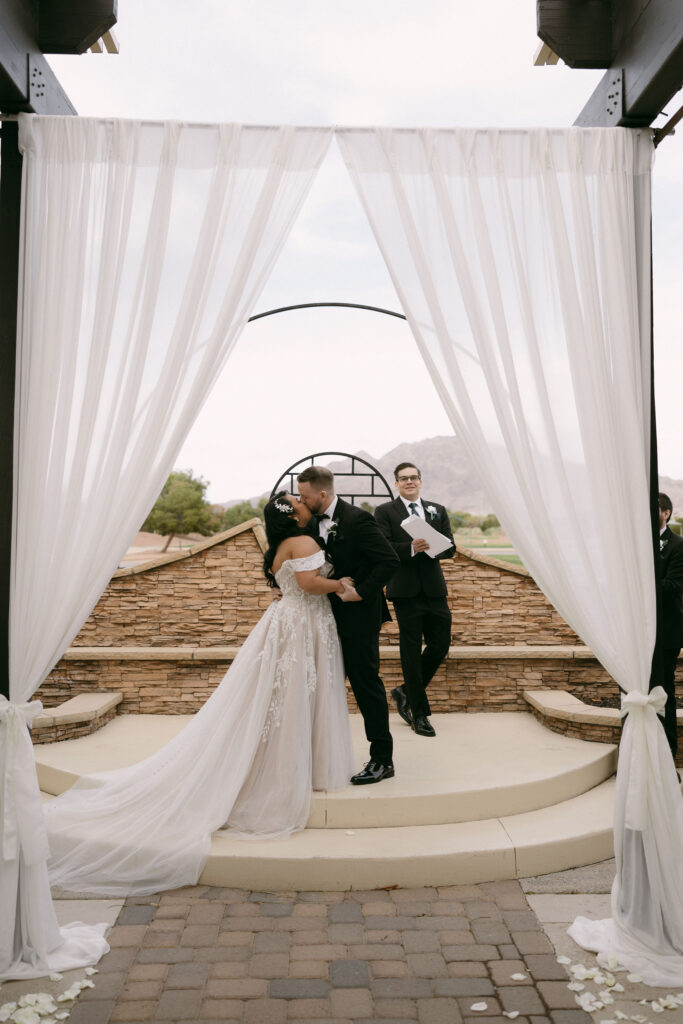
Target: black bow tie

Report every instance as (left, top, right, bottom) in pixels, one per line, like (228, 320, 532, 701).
(315, 513, 330, 522)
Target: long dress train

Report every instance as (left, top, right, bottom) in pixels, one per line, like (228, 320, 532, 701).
(43, 551, 354, 895)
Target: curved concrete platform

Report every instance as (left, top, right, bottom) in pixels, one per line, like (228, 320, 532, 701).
(202, 778, 615, 890)
(36, 711, 616, 889)
(36, 711, 616, 827)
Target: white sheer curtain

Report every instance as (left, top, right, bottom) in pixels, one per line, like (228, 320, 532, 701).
(338, 126, 683, 985)
(0, 115, 331, 980)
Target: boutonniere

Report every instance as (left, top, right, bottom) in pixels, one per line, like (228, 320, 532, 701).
(327, 520, 340, 542)
(426, 505, 438, 520)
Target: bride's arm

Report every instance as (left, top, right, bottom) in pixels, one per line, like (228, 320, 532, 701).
(288, 536, 343, 595)
(295, 570, 344, 595)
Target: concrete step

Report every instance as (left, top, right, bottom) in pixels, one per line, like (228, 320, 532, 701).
(201, 779, 615, 890)
(36, 711, 616, 889)
(35, 712, 616, 828)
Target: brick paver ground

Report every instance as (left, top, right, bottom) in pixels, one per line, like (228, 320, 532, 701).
(63, 881, 594, 1024)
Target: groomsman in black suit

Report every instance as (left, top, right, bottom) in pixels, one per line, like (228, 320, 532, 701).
(297, 466, 399, 785)
(656, 492, 683, 761)
(375, 463, 455, 737)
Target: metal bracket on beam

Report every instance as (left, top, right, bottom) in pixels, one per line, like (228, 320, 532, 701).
(26, 55, 76, 115)
(574, 69, 623, 126)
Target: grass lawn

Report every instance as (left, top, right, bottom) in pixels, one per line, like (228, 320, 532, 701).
(487, 553, 523, 566)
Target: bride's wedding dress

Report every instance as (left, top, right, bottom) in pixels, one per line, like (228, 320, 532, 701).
(44, 550, 354, 896)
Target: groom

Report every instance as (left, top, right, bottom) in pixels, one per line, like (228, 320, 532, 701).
(297, 466, 399, 784)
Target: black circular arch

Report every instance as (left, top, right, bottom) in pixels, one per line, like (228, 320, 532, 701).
(253, 302, 404, 506)
(271, 452, 393, 507)
(248, 301, 407, 324)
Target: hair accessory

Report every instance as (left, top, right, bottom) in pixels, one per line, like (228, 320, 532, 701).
(274, 500, 292, 513)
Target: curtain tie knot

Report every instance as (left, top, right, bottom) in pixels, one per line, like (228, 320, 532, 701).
(620, 687, 667, 719)
(0, 696, 49, 864)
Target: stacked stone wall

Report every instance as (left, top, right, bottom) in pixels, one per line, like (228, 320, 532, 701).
(37, 522, 677, 718)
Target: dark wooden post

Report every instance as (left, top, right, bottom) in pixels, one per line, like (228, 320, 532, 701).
(0, 120, 22, 700)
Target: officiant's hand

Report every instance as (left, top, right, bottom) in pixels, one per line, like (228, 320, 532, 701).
(412, 538, 430, 553)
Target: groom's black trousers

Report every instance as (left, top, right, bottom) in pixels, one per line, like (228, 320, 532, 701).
(338, 630, 393, 766)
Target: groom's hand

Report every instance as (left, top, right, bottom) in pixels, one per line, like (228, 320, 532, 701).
(339, 582, 362, 602)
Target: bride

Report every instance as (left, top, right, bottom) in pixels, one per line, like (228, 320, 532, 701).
(44, 492, 355, 896)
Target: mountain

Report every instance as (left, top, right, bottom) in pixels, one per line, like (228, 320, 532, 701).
(221, 435, 683, 517)
(324, 437, 492, 513)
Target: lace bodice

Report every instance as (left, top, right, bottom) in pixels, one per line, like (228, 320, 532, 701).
(274, 550, 332, 597)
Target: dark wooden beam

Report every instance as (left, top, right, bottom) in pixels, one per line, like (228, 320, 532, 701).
(538, 0, 683, 127)
(576, 2, 683, 125)
(537, 0, 612, 68)
(38, 0, 118, 55)
(0, 122, 22, 700)
(1, 0, 76, 112)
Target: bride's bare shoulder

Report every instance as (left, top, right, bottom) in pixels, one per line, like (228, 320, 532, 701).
(289, 535, 320, 558)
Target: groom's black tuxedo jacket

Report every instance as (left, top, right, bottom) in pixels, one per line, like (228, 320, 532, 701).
(374, 497, 455, 601)
(660, 526, 683, 649)
(323, 498, 399, 636)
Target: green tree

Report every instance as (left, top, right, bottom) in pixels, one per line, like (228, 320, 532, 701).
(143, 470, 217, 551)
(449, 510, 483, 531)
(219, 496, 268, 531)
(481, 513, 500, 533)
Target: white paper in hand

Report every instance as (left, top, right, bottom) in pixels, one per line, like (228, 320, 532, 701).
(401, 515, 453, 558)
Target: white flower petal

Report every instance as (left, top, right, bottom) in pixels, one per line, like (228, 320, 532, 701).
(84, 968, 98, 976)
(627, 974, 643, 983)
(568, 982, 585, 991)
(48, 975, 63, 983)
(470, 1003, 488, 1012)
(510, 973, 527, 981)
(10, 1008, 41, 1024)
(502, 1013, 520, 1020)
(557, 956, 572, 965)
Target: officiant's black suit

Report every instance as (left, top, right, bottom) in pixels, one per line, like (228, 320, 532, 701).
(323, 499, 399, 765)
(658, 525, 683, 757)
(374, 497, 455, 720)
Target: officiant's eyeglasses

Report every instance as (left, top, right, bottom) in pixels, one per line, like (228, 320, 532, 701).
(397, 474, 420, 482)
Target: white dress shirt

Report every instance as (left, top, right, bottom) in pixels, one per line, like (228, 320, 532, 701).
(401, 496, 424, 520)
(317, 495, 339, 542)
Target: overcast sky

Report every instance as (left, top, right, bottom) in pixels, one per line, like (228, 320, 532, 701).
(48, 1, 683, 503)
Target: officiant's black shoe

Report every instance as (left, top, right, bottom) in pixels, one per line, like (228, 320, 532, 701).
(391, 686, 413, 726)
(351, 761, 395, 785)
(413, 716, 436, 737)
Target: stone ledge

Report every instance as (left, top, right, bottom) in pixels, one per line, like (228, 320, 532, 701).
(63, 644, 594, 661)
(33, 691, 123, 727)
(523, 689, 621, 726)
(32, 692, 123, 745)
(113, 518, 267, 578)
(524, 688, 683, 765)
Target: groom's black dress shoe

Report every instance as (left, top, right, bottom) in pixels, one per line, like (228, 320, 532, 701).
(391, 686, 413, 726)
(413, 716, 436, 737)
(351, 761, 395, 785)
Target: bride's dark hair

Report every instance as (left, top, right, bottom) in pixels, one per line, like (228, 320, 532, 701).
(263, 491, 303, 587)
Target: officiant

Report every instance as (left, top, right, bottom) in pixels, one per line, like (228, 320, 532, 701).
(375, 463, 455, 737)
